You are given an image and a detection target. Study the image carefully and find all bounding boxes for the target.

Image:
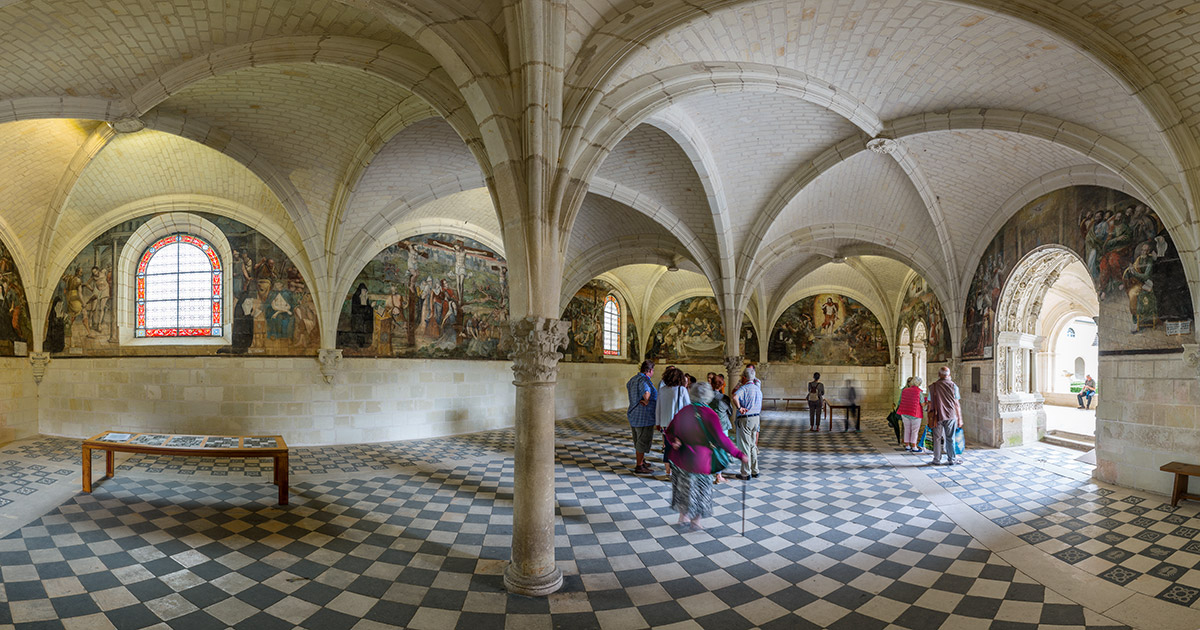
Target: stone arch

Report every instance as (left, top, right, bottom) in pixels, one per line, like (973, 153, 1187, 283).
(568, 0, 1199, 214)
(37, 195, 311, 353)
(561, 63, 883, 239)
(116, 213, 234, 347)
(993, 246, 1084, 446)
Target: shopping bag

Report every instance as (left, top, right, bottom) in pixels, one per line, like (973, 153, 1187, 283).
(953, 427, 965, 455)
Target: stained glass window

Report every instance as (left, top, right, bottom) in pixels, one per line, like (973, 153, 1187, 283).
(135, 234, 222, 338)
(603, 295, 620, 356)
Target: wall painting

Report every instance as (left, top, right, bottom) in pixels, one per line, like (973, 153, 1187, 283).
(740, 320, 759, 362)
(962, 186, 1192, 359)
(46, 213, 318, 356)
(0, 240, 32, 356)
(896, 276, 951, 362)
(645, 296, 724, 364)
(562, 279, 625, 363)
(337, 233, 508, 359)
(768, 294, 889, 366)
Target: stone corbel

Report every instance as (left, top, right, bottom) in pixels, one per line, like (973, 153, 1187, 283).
(30, 352, 50, 385)
(754, 361, 769, 382)
(317, 349, 342, 384)
(1183, 344, 1200, 373)
(507, 317, 570, 384)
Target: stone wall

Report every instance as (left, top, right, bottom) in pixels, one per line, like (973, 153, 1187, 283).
(35, 357, 639, 446)
(961, 360, 1000, 447)
(1095, 352, 1200, 495)
(761, 364, 894, 407)
(0, 358, 37, 443)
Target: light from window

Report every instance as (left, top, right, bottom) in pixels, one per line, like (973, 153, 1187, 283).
(136, 234, 222, 337)
(602, 295, 620, 356)
(1066, 328, 1075, 338)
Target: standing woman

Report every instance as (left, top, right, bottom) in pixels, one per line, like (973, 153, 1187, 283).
(656, 367, 691, 477)
(666, 382, 748, 531)
(898, 376, 927, 453)
(707, 374, 734, 483)
(806, 372, 825, 432)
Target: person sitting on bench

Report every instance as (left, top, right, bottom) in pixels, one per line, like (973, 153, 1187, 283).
(1077, 375, 1096, 409)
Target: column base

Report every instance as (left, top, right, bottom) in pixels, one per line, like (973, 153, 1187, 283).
(503, 563, 563, 597)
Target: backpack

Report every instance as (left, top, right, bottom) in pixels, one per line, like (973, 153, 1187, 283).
(807, 382, 820, 402)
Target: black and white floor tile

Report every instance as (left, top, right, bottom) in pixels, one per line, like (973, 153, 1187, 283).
(0, 409, 1190, 628)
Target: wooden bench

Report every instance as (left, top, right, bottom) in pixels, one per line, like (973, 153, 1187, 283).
(1161, 461, 1200, 507)
(82, 431, 290, 505)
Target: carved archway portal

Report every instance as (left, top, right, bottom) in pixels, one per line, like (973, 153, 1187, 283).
(994, 246, 1083, 445)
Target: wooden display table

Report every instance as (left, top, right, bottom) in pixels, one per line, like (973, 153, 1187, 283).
(824, 399, 861, 431)
(82, 431, 289, 505)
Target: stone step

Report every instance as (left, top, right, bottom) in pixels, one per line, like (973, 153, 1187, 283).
(1042, 431, 1095, 452)
(1047, 429, 1095, 443)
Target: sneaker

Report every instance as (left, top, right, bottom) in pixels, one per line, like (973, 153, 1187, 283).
(904, 446, 912, 452)
(912, 448, 924, 454)
(751, 473, 759, 478)
(929, 460, 942, 466)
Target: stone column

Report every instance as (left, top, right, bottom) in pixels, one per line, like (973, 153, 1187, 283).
(898, 347, 912, 388)
(504, 316, 569, 597)
(723, 354, 743, 395)
(912, 342, 927, 384)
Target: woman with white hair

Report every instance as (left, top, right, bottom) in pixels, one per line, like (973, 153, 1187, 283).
(897, 376, 927, 453)
(666, 382, 748, 531)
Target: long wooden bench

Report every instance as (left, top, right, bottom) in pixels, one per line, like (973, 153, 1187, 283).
(82, 431, 289, 505)
(1161, 461, 1200, 507)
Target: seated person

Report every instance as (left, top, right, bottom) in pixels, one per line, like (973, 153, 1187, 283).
(1077, 375, 1096, 409)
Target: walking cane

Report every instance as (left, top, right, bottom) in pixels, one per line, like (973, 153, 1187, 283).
(741, 476, 747, 536)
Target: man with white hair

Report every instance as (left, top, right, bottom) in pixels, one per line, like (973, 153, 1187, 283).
(733, 366, 763, 479)
(928, 366, 964, 466)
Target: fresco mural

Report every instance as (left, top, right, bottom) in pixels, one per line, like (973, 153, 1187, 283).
(897, 276, 951, 362)
(0, 240, 32, 356)
(768, 294, 889, 366)
(962, 186, 1193, 359)
(645, 296, 724, 364)
(562, 279, 626, 363)
(740, 321, 760, 362)
(45, 213, 317, 356)
(337, 233, 508, 359)
(628, 319, 639, 363)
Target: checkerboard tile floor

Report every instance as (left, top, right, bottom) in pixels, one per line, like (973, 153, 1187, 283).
(0, 410, 1149, 629)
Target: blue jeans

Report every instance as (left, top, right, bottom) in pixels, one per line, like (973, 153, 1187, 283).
(1077, 391, 1094, 408)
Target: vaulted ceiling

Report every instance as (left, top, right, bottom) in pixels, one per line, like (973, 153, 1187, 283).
(1, 0, 1194, 354)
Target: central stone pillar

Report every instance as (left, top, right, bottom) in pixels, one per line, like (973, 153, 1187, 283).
(504, 316, 569, 597)
(724, 354, 744, 394)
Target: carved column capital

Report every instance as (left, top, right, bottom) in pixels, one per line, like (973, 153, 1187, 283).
(754, 361, 769, 382)
(318, 349, 343, 384)
(508, 317, 569, 384)
(723, 355, 744, 375)
(30, 352, 50, 385)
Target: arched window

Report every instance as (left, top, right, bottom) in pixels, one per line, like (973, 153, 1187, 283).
(135, 234, 222, 337)
(1066, 328, 1076, 338)
(602, 295, 620, 356)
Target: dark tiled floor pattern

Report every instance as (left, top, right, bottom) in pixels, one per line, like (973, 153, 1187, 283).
(0, 411, 1142, 628)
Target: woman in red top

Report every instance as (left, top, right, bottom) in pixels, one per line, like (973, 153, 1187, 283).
(897, 376, 927, 453)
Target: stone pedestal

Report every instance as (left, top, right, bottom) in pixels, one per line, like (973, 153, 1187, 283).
(504, 317, 569, 597)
